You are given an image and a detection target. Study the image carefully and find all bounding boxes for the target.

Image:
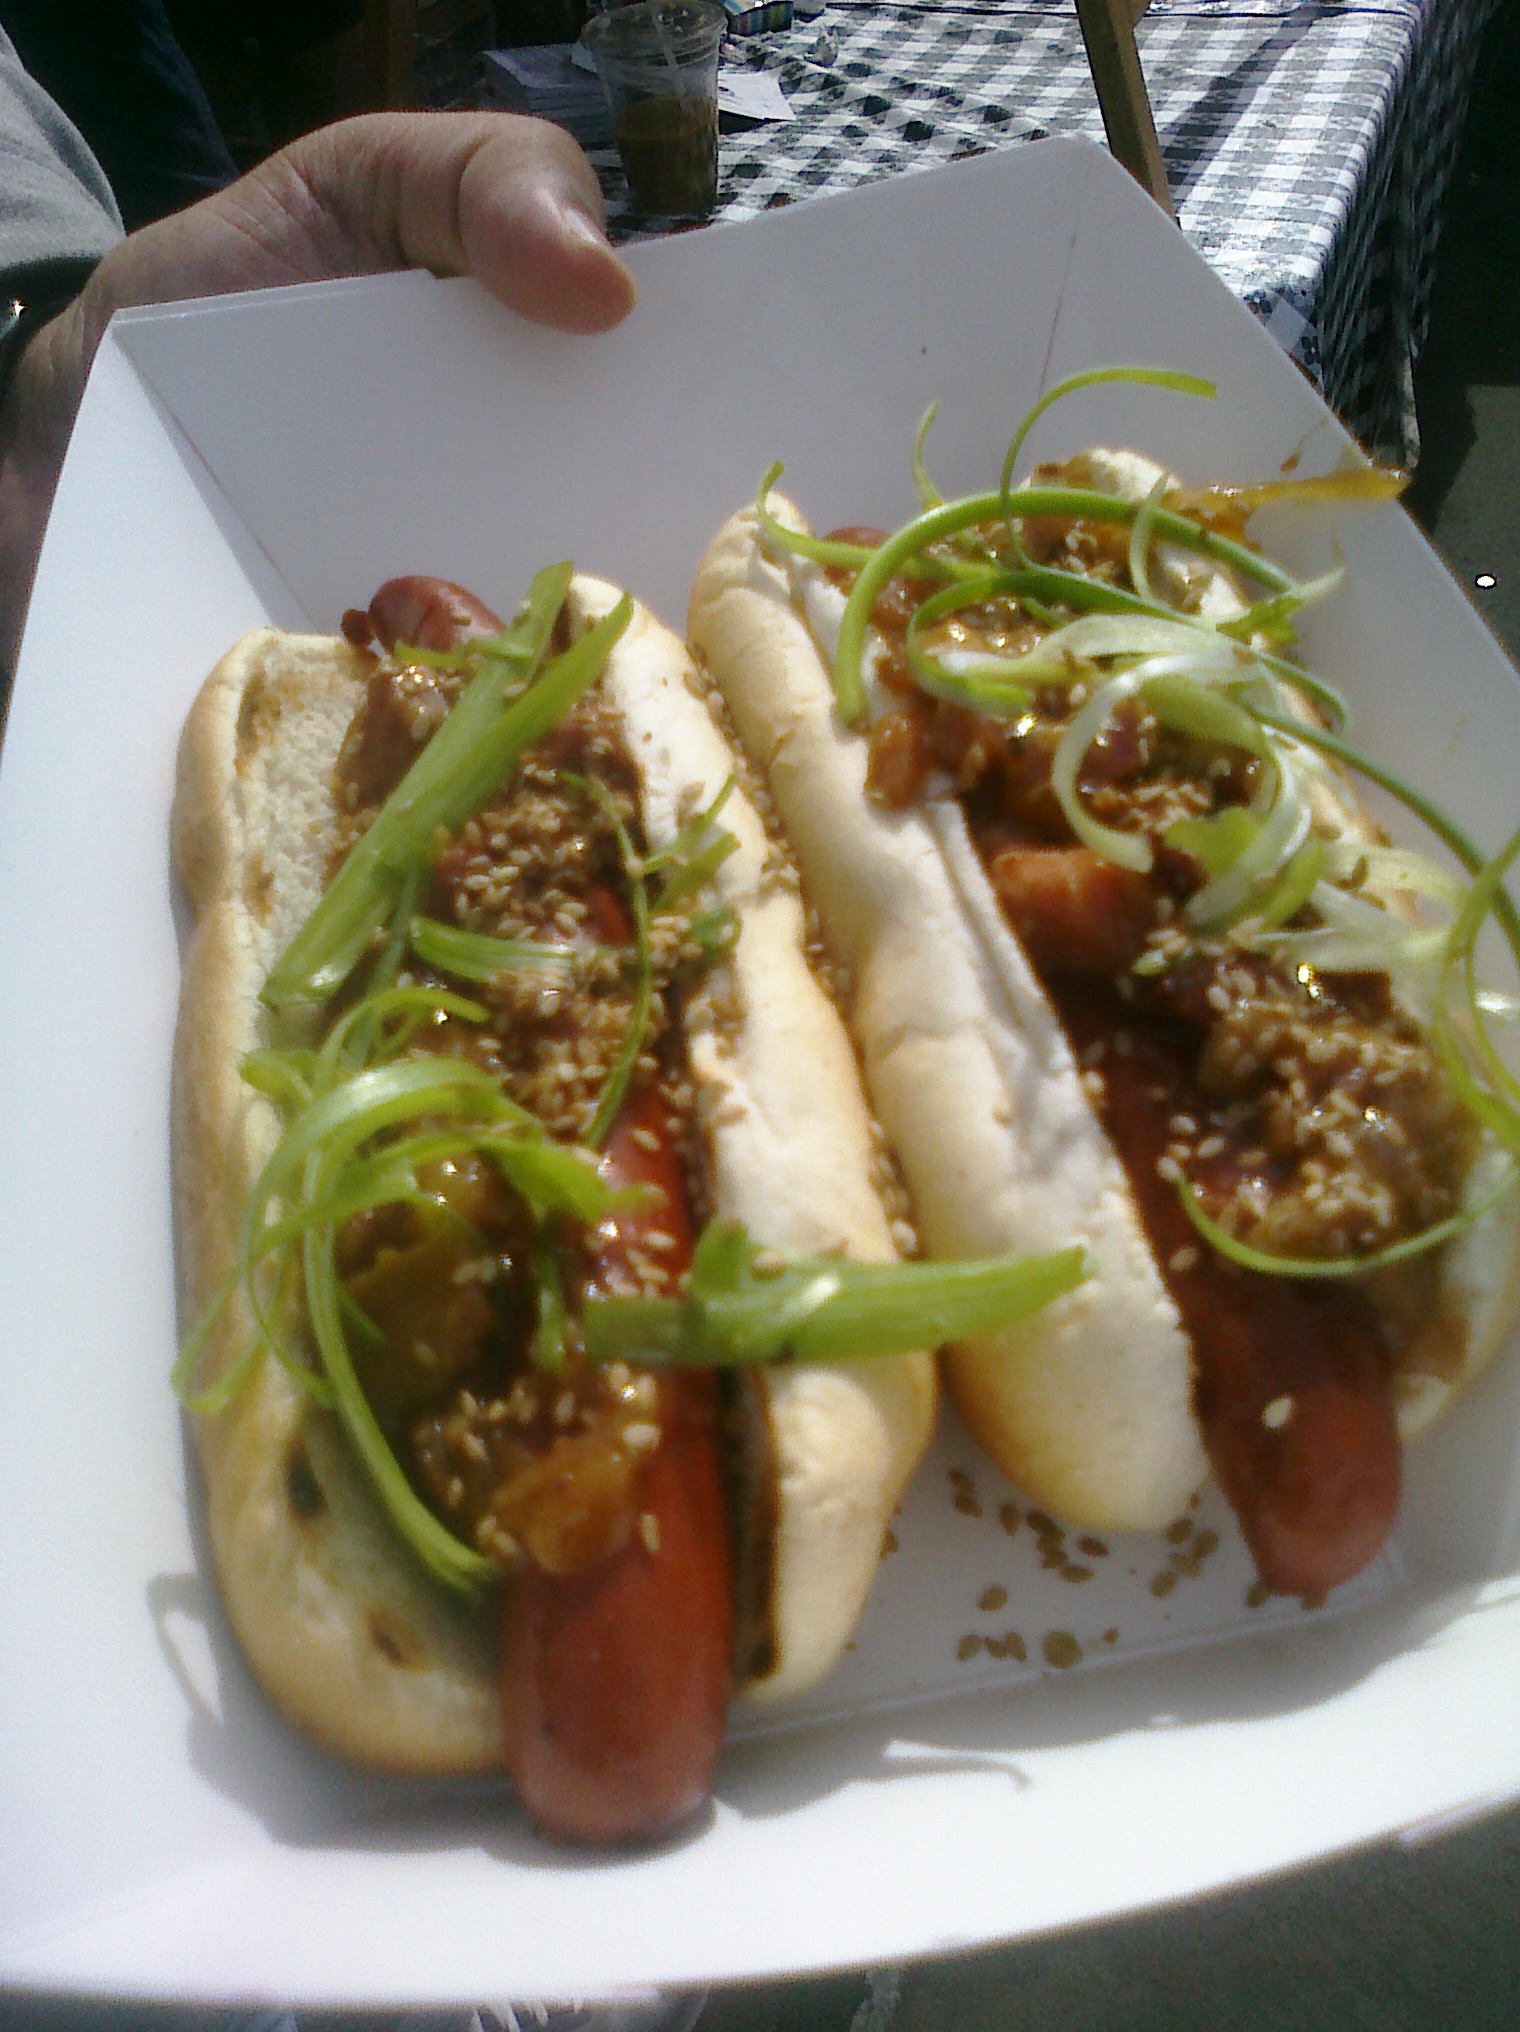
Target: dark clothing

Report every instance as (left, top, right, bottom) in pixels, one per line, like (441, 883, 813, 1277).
(3, 0, 236, 230)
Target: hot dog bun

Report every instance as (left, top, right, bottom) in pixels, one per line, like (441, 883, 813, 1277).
(687, 473, 1520, 1541)
(689, 503, 1203, 1529)
(171, 579, 935, 1775)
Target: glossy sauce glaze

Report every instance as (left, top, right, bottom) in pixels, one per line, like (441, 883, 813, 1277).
(1051, 981, 1400, 1596)
(826, 512, 1458, 1594)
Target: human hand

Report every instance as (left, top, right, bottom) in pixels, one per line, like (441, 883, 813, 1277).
(0, 112, 635, 673)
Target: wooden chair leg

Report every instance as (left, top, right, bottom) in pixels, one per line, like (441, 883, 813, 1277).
(1073, 0, 1174, 218)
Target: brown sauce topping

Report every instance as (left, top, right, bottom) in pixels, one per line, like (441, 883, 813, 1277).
(837, 468, 1473, 1590)
(326, 650, 713, 1583)
(1052, 981, 1402, 1595)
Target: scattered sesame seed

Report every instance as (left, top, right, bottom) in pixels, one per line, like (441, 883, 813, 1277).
(1042, 1631, 1083, 1669)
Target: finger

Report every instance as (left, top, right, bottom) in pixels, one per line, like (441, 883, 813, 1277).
(458, 122, 639, 334)
(263, 112, 637, 334)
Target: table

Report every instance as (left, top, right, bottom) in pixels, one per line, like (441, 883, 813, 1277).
(594, 0, 1501, 466)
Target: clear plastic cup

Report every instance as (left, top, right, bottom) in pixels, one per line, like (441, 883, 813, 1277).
(583, 0, 725, 220)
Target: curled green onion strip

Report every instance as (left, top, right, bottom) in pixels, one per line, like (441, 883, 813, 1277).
(1251, 707, 1520, 979)
(1141, 669, 1272, 755)
(582, 1225, 1089, 1368)
(831, 488, 1302, 728)
(181, 550, 1106, 1602)
(1177, 1162, 1520, 1280)
(557, 768, 654, 1151)
(998, 366, 1218, 519)
(903, 571, 1036, 711)
(408, 916, 580, 983)
(657, 834, 737, 913)
(301, 1215, 495, 1590)
(911, 402, 945, 512)
(1217, 562, 1345, 648)
(753, 465, 880, 574)
(792, 376, 1520, 1287)
(1126, 472, 1170, 608)
(262, 576, 626, 1008)
(1432, 820, 1520, 1144)
(644, 775, 736, 877)
(1253, 835, 1326, 931)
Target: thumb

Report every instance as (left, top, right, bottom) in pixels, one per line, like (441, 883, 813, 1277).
(256, 111, 638, 335)
(73, 112, 636, 349)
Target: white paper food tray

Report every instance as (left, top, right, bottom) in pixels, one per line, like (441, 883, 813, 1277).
(3, 137, 1519, 2007)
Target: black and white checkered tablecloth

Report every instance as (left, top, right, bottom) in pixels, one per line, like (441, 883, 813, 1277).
(593, 0, 1500, 464)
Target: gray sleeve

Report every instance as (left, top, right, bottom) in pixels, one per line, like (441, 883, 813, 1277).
(0, 23, 123, 306)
